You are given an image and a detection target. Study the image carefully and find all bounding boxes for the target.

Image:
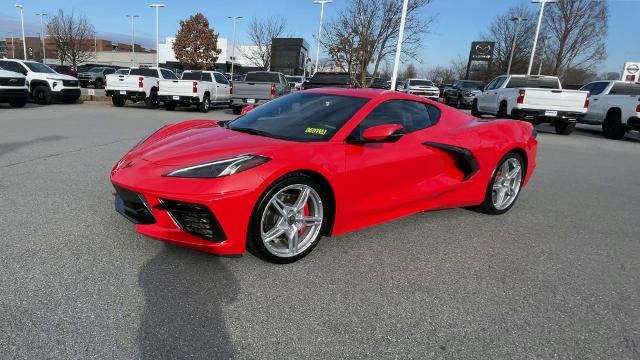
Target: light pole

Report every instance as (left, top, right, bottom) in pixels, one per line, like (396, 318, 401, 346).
(228, 16, 243, 79)
(126, 15, 140, 67)
(528, 0, 556, 76)
(390, 0, 409, 91)
(36, 12, 48, 63)
(149, 4, 165, 68)
(313, 0, 332, 74)
(94, 33, 97, 60)
(9, 32, 15, 58)
(506, 16, 526, 75)
(537, 36, 548, 75)
(15, 4, 27, 60)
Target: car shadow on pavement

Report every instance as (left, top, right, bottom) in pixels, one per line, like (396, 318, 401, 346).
(137, 244, 239, 359)
(0, 135, 68, 157)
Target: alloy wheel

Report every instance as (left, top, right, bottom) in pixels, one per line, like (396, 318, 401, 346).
(260, 184, 324, 258)
(491, 158, 522, 210)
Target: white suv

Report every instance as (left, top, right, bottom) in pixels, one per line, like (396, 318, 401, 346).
(0, 59, 81, 104)
(0, 68, 29, 107)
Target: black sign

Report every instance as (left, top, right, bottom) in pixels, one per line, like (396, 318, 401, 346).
(469, 41, 495, 61)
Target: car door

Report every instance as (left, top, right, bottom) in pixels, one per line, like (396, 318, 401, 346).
(214, 72, 230, 102)
(344, 99, 445, 226)
(483, 76, 507, 114)
(586, 81, 610, 121)
(476, 78, 497, 112)
(200, 73, 216, 102)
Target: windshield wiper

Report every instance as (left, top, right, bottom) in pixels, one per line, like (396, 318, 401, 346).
(229, 127, 274, 138)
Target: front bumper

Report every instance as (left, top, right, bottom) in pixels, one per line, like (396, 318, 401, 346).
(52, 88, 81, 100)
(408, 91, 439, 100)
(0, 88, 29, 102)
(511, 108, 585, 124)
(110, 160, 265, 256)
(461, 96, 477, 105)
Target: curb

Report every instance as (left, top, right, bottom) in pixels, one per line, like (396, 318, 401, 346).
(80, 94, 110, 102)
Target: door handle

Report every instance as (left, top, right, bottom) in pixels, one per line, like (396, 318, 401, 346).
(592, 98, 598, 101)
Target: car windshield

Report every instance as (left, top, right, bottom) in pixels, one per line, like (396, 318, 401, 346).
(459, 81, 483, 89)
(24, 62, 56, 74)
(505, 77, 560, 89)
(309, 73, 351, 84)
(88, 67, 104, 73)
(129, 68, 158, 77)
(228, 93, 370, 142)
(409, 80, 434, 86)
(181, 72, 202, 80)
(245, 72, 280, 82)
(286, 76, 302, 82)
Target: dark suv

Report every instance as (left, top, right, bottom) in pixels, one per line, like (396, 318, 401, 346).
(443, 80, 485, 108)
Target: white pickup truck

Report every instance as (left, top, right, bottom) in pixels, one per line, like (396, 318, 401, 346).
(578, 80, 640, 139)
(105, 67, 178, 108)
(473, 75, 589, 135)
(158, 70, 231, 113)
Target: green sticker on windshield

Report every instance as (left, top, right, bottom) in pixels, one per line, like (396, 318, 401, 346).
(305, 127, 327, 136)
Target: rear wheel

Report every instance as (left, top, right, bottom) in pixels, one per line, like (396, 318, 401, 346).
(112, 96, 125, 107)
(497, 102, 508, 119)
(32, 85, 52, 105)
(198, 94, 210, 113)
(477, 153, 524, 215)
(554, 122, 576, 135)
(471, 99, 482, 117)
(248, 174, 329, 264)
(602, 111, 627, 140)
(232, 106, 242, 115)
(145, 90, 159, 109)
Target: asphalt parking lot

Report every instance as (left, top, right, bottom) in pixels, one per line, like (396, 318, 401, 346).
(1, 102, 639, 359)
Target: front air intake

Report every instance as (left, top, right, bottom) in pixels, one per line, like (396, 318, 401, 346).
(155, 199, 226, 242)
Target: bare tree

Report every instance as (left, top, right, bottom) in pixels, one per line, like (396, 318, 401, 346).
(173, 13, 221, 70)
(46, 10, 95, 68)
(242, 16, 286, 70)
(402, 63, 417, 79)
(481, 4, 536, 76)
(321, 0, 434, 87)
(544, 0, 608, 77)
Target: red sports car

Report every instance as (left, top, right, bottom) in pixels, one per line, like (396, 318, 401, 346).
(111, 88, 537, 263)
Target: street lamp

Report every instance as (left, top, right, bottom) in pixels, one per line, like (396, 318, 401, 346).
(390, 0, 409, 91)
(126, 15, 140, 67)
(506, 16, 527, 75)
(149, 4, 165, 68)
(36, 12, 48, 63)
(227, 16, 242, 79)
(15, 4, 27, 60)
(527, 0, 557, 75)
(537, 36, 548, 75)
(313, 0, 332, 74)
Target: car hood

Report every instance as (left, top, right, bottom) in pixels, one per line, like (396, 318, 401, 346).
(137, 123, 289, 166)
(47, 73, 79, 80)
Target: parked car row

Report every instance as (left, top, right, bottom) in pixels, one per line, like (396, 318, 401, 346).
(0, 59, 81, 105)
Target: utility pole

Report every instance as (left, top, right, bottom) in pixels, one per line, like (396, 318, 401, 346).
(390, 0, 409, 91)
(228, 16, 242, 78)
(149, 4, 165, 68)
(15, 4, 27, 60)
(9, 32, 15, 58)
(528, 0, 556, 75)
(94, 33, 97, 60)
(506, 16, 526, 75)
(36, 12, 48, 63)
(126, 15, 140, 67)
(313, 0, 332, 74)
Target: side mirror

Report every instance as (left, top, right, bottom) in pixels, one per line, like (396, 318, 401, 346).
(361, 124, 404, 142)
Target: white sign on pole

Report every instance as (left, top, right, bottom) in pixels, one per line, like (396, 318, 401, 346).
(621, 62, 640, 81)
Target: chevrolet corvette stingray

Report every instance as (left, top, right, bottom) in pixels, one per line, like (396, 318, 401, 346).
(110, 88, 537, 263)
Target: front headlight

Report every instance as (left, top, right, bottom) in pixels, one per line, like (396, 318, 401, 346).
(465, 91, 473, 96)
(164, 155, 271, 178)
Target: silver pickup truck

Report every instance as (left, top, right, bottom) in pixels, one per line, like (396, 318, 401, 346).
(230, 71, 291, 115)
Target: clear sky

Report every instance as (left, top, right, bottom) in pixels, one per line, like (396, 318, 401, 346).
(0, 0, 635, 73)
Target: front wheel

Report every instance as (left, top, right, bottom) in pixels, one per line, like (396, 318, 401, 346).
(456, 97, 462, 108)
(471, 100, 482, 117)
(145, 90, 159, 109)
(94, 79, 103, 89)
(554, 122, 576, 135)
(477, 153, 524, 215)
(248, 174, 329, 263)
(198, 94, 210, 113)
(32, 86, 52, 105)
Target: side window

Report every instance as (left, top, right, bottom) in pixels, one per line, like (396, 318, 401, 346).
(214, 73, 228, 84)
(162, 69, 177, 80)
(580, 83, 594, 93)
(201, 73, 213, 82)
(0, 60, 26, 74)
(484, 78, 498, 91)
(493, 76, 508, 89)
(590, 82, 608, 95)
(353, 100, 440, 138)
(280, 74, 287, 86)
(105, 69, 115, 75)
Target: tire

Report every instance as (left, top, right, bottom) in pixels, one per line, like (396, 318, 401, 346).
(456, 97, 462, 109)
(95, 79, 103, 89)
(602, 111, 627, 140)
(9, 100, 27, 108)
(554, 122, 576, 135)
(443, 93, 450, 105)
(497, 102, 508, 119)
(145, 90, 159, 109)
(471, 99, 482, 117)
(477, 152, 525, 215)
(80, 84, 87, 88)
(32, 85, 52, 105)
(198, 94, 210, 113)
(232, 106, 242, 115)
(164, 100, 176, 111)
(112, 96, 126, 107)
(247, 173, 330, 264)
(62, 97, 79, 104)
